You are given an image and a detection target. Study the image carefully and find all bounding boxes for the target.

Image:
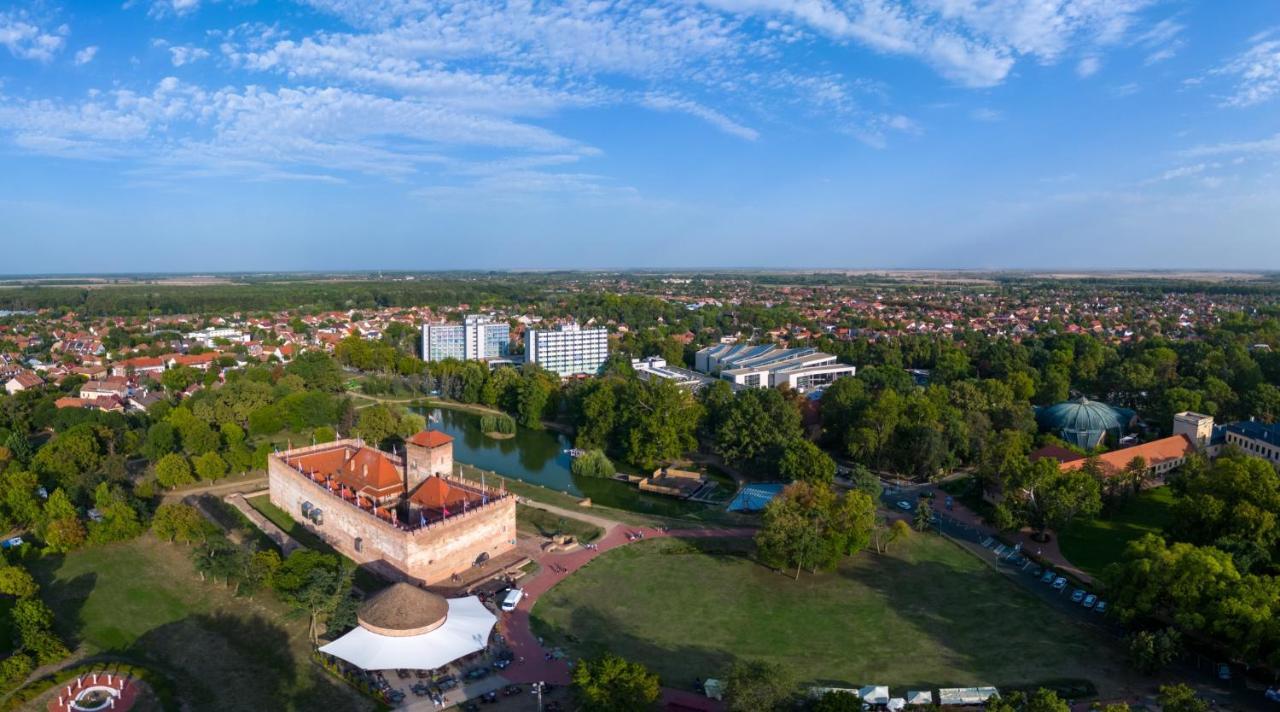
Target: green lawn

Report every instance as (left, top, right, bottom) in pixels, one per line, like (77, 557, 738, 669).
(517, 504, 604, 542)
(27, 536, 373, 712)
(1058, 486, 1177, 579)
(531, 535, 1131, 693)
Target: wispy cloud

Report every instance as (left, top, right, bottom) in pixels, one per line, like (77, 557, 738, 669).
(1214, 33, 1280, 107)
(642, 94, 760, 141)
(969, 107, 1003, 122)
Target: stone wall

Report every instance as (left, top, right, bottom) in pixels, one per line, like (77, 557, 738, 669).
(267, 442, 514, 585)
(405, 440, 452, 491)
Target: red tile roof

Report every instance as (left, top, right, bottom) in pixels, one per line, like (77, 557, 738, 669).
(289, 445, 404, 498)
(407, 430, 453, 449)
(1060, 434, 1195, 477)
(409, 476, 479, 511)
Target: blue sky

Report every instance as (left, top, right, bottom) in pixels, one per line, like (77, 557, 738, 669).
(0, 0, 1278, 273)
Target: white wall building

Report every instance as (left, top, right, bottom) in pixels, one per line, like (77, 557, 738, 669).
(630, 357, 718, 391)
(526, 323, 608, 377)
(421, 315, 510, 362)
(186, 327, 248, 347)
(695, 344, 855, 392)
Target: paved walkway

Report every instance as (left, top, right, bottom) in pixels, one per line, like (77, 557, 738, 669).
(497, 523, 755, 711)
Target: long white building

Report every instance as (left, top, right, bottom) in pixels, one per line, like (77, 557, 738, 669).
(421, 315, 510, 362)
(526, 323, 608, 377)
(695, 344, 855, 392)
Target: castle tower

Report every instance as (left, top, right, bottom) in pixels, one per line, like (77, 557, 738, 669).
(1173, 411, 1215, 450)
(404, 430, 454, 492)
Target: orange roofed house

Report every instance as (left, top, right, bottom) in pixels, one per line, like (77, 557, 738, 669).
(267, 431, 515, 585)
(1058, 434, 1197, 482)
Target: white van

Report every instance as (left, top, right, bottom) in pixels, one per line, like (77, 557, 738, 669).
(501, 588, 524, 612)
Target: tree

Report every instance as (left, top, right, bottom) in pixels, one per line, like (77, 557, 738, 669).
(1, 469, 42, 528)
(141, 421, 178, 461)
(155, 453, 195, 489)
(813, 690, 862, 712)
(355, 404, 400, 446)
(913, 498, 934, 532)
(271, 549, 351, 643)
(776, 439, 836, 485)
(571, 449, 616, 478)
(151, 503, 213, 544)
(1009, 458, 1102, 538)
(194, 451, 229, 481)
(0, 565, 38, 598)
(714, 388, 801, 468)
(1157, 685, 1208, 712)
(615, 379, 703, 470)
(571, 653, 661, 712)
(1126, 627, 1182, 674)
(724, 659, 795, 712)
(755, 483, 874, 578)
(43, 516, 87, 553)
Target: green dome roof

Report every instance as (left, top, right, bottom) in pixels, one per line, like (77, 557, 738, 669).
(1035, 397, 1134, 449)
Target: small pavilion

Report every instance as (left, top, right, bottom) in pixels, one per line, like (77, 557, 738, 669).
(320, 583, 497, 671)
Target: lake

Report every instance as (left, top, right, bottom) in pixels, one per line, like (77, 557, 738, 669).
(421, 407, 582, 495)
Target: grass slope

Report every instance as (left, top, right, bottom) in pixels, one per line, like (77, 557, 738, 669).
(531, 535, 1128, 692)
(28, 536, 373, 712)
(1058, 487, 1176, 579)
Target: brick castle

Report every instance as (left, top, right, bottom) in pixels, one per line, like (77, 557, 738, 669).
(267, 431, 516, 585)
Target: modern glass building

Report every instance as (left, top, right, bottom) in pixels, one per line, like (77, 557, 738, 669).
(1035, 397, 1136, 449)
(421, 315, 510, 362)
(526, 323, 608, 377)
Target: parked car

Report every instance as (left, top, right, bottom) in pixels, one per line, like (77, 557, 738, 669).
(1071, 588, 1086, 603)
(1094, 601, 1108, 614)
(1218, 663, 1231, 681)
(1083, 594, 1097, 608)
(945, 496, 954, 510)
(465, 667, 490, 680)
(896, 501, 912, 511)
(1040, 570, 1057, 584)
(1052, 577, 1068, 590)
(0, 536, 23, 549)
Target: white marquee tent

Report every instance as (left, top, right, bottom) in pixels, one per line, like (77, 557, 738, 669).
(859, 685, 892, 705)
(320, 595, 496, 671)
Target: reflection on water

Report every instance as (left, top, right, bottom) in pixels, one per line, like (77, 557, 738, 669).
(419, 407, 581, 495)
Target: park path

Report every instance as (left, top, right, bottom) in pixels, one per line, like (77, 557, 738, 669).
(225, 492, 301, 556)
(159, 473, 269, 504)
(497, 523, 756, 711)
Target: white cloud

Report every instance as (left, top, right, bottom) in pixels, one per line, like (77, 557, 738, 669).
(1137, 17, 1184, 64)
(1214, 37, 1280, 107)
(74, 46, 98, 65)
(0, 10, 68, 62)
(1181, 133, 1280, 158)
(146, 0, 201, 18)
(169, 45, 210, 66)
(1109, 82, 1140, 97)
(1076, 55, 1101, 77)
(642, 94, 760, 141)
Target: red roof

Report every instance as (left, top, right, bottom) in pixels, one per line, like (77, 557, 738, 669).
(289, 445, 404, 497)
(407, 430, 453, 448)
(1030, 445, 1084, 464)
(1060, 434, 1195, 476)
(409, 476, 479, 511)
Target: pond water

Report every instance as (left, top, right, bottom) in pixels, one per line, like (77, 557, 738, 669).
(420, 407, 582, 495)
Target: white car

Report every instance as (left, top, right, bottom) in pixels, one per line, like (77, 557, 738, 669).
(1052, 577, 1068, 590)
(896, 501, 912, 511)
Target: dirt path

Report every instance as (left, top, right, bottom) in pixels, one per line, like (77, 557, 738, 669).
(159, 474, 268, 504)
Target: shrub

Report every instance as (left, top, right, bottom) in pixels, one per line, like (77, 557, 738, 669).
(571, 450, 615, 479)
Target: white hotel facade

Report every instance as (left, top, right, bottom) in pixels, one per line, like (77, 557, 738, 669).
(526, 323, 608, 377)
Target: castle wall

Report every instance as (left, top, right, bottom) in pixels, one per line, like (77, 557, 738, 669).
(405, 441, 453, 491)
(267, 442, 514, 585)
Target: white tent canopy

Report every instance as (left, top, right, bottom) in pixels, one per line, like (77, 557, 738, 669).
(888, 698, 906, 711)
(320, 596, 496, 671)
(938, 687, 1000, 706)
(907, 690, 934, 705)
(859, 685, 892, 705)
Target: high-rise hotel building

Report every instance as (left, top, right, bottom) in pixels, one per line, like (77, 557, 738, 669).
(421, 315, 511, 362)
(526, 323, 608, 377)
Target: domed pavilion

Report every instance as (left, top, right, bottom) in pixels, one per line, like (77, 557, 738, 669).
(319, 583, 496, 671)
(1035, 397, 1135, 449)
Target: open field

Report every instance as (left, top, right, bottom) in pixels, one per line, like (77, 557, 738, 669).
(531, 535, 1134, 693)
(26, 535, 372, 712)
(1059, 487, 1177, 579)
